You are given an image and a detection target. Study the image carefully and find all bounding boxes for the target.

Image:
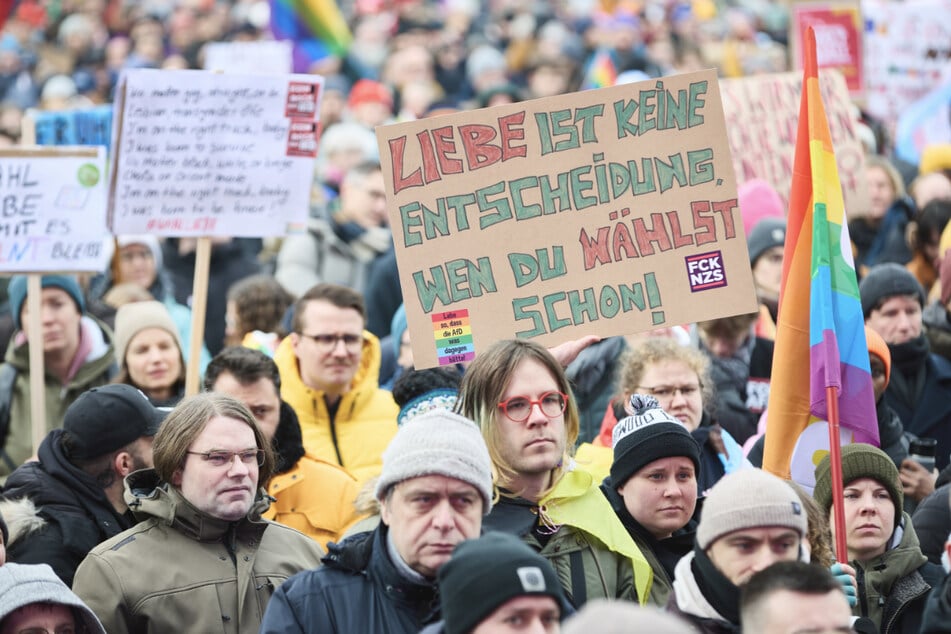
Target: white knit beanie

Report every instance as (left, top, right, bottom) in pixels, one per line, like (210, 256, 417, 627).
(374, 409, 493, 514)
(696, 469, 807, 550)
(114, 300, 182, 366)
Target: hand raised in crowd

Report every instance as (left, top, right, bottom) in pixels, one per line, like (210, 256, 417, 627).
(899, 458, 937, 502)
(548, 335, 602, 368)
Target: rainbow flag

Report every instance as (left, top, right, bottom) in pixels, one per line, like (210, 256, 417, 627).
(269, 0, 352, 72)
(762, 26, 878, 482)
(581, 48, 618, 90)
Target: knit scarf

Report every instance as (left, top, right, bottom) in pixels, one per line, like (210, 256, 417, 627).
(691, 545, 741, 626)
(887, 334, 930, 407)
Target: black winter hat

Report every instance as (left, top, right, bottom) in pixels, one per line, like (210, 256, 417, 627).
(438, 532, 567, 634)
(609, 394, 701, 489)
(858, 263, 925, 318)
(747, 218, 786, 265)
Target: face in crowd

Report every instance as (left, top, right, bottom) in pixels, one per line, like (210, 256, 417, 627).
(866, 294, 922, 345)
(636, 359, 704, 431)
(381, 474, 483, 578)
(708, 527, 802, 586)
(20, 288, 81, 357)
(617, 456, 698, 540)
(832, 477, 895, 563)
(125, 327, 183, 400)
(172, 415, 261, 521)
(291, 298, 365, 399)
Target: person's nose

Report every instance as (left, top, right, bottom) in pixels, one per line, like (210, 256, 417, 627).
(227, 454, 252, 477)
(430, 499, 455, 531)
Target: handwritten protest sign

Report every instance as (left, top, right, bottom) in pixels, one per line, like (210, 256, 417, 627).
(377, 69, 758, 369)
(790, 2, 863, 98)
(109, 69, 322, 236)
(862, 0, 951, 139)
(27, 105, 113, 149)
(203, 40, 293, 75)
(0, 147, 108, 272)
(720, 69, 867, 215)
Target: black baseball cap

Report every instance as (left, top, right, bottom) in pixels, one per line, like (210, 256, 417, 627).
(63, 385, 165, 460)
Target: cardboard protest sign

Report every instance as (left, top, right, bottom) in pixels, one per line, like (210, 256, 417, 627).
(790, 2, 863, 98)
(377, 69, 758, 369)
(203, 40, 293, 75)
(862, 0, 951, 139)
(27, 105, 113, 148)
(0, 147, 108, 272)
(109, 69, 322, 236)
(720, 69, 867, 215)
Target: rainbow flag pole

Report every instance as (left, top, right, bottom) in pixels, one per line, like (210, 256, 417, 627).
(763, 26, 878, 560)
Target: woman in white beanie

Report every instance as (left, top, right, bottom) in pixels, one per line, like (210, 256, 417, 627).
(112, 301, 185, 407)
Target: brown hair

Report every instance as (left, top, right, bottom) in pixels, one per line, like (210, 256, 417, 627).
(457, 339, 578, 499)
(786, 479, 834, 568)
(291, 283, 366, 333)
(227, 274, 294, 338)
(152, 393, 275, 487)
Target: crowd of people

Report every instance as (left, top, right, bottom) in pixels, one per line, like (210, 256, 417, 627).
(1, 0, 951, 632)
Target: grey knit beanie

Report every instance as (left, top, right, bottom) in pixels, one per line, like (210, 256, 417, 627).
(697, 469, 807, 550)
(114, 300, 182, 367)
(374, 409, 493, 513)
(0, 563, 105, 633)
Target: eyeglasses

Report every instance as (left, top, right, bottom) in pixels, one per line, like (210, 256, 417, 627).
(498, 391, 568, 422)
(298, 332, 363, 352)
(636, 384, 702, 399)
(186, 449, 264, 468)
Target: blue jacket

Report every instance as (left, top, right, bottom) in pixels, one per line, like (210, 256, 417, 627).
(261, 526, 438, 634)
(885, 353, 951, 470)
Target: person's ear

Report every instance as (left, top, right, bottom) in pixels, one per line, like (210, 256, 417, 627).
(114, 451, 135, 477)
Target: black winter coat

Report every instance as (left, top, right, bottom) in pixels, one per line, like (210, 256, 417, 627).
(2, 429, 134, 585)
(912, 482, 951, 566)
(921, 571, 951, 634)
(260, 525, 439, 634)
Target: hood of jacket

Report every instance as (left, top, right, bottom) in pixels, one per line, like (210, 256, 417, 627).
(4, 430, 129, 530)
(123, 468, 271, 542)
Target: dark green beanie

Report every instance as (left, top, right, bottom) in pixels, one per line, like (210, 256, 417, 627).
(813, 443, 902, 527)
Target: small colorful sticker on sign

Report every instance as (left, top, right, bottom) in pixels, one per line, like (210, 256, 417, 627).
(432, 309, 476, 366)
(686, 250, 728, 292)
(285, 82, 319, 119)
(287, 121, 318, 157)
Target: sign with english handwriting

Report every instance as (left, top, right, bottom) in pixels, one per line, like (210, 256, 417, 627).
(108, 69, 322, 237)
(376, 69, 758, 369)
(0, 147, 108, 272)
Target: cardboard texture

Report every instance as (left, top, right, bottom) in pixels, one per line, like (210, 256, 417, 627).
(720, 69, 868, 216)
(0, 146, 109, 272)
(376, 69, 758, 369)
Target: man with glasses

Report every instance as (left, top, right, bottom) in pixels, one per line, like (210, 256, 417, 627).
(456, 339, 653, 607)
(72, 393, 323, 633)
(274, 283, 398, 484)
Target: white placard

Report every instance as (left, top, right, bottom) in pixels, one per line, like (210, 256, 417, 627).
(203, 40, 293, 75)
(0, 147, 108, 272)
(109, 69, 322, 237)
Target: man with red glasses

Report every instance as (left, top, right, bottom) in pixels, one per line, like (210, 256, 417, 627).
(274, 283, 398, 484)
(457, 339, 653, 608)
(72, 393, 323, 634)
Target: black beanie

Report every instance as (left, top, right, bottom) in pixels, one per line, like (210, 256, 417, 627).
(438, 532, 567, 634)
(858, 263, 925, 318)
(610, 394, 701, 489)
(0, 507, 7, 546)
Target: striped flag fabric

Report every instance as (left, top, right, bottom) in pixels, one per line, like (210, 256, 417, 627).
(762, 26, 879, 483)
(581, 48, 618, 90)
(269, 0, 352, 73)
